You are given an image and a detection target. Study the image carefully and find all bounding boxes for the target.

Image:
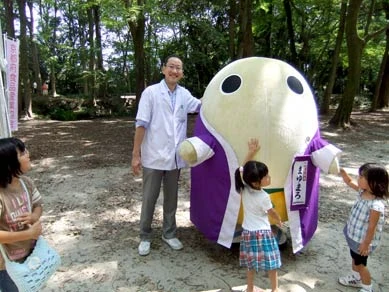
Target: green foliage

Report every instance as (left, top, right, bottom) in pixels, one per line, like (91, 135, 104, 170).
(2, 0, 388, 117)
(49, 108, 77, 121)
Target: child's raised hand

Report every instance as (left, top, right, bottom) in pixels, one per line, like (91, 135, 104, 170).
(247, 138, 260, 155)
(340, 167, 359, 191)
(243, 138, 261, 164)
(340, 168, 352, 184)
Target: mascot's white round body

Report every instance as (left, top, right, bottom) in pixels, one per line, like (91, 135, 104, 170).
(180, 57, 341, 253)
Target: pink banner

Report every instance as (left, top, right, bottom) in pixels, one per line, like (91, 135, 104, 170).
(6, 38, 19, 132)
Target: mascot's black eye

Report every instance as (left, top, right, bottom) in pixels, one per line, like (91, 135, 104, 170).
(287, 76, 304, 94)
(221, 75, 242, 94)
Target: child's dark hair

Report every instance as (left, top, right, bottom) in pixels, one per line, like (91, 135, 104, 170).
(235, 160, 268, 193)
(0, 137, 26, 188)
(359, 163, 389, 198)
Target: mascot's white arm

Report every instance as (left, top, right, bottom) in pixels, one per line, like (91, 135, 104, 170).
(179, 137, 215, 167)
(311, 144, 342, 174)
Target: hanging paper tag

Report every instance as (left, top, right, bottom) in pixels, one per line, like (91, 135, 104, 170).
(290, 155, 310, 210)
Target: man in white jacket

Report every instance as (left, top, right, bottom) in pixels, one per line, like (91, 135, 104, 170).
(131, 55, 201, 256)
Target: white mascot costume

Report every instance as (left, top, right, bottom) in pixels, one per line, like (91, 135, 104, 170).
(179, 57, 341, 253)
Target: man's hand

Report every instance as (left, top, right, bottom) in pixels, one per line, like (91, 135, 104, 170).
(131, 154, 142, 176)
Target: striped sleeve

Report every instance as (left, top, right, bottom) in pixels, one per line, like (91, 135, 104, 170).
(31, 187, 42, 206)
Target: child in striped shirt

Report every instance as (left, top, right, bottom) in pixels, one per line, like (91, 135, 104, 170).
(0, 137, 43, 291)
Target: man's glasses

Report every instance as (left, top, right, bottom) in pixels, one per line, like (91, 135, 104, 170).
(166, 64, 183, 72)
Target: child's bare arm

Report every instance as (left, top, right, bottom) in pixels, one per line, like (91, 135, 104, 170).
(340, 168, 359, 191)
(268, 208, 282, 227)
(359, 209, 380, 256)
(0, 221, 42, 243)
(243, 138, 260, 164)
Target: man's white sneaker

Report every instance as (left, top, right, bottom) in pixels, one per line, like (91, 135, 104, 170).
(138, 241, 150, 256)
(338, 274, 362, 288)
(162, 236, 183, 250)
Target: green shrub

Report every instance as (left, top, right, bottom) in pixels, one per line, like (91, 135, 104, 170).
(49, 108, 76, 121)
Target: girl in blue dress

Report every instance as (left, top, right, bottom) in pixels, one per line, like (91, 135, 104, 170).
(338, 163, 389, 292)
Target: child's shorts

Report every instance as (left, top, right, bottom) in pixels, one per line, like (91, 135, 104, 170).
(239, 229, 281, 272)
(343, 225, 376, 256)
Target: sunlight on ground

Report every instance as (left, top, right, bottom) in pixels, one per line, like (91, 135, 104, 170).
(56, 131, 72, 136)
(281, 269, 319, 289)
(82, 141, 98, 146)
(55, 260, 118, 282)
(321, 131, 339, 137)
(100, 207, 141, 223)
(48, 210, 94, 232)
(32, 157, 57, 168)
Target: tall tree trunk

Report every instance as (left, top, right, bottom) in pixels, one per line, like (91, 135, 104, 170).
(27, 0, 42, 92)
(374, 43, 389, 108)
(94, 6, 103, 71)
(49, 1, 59, 98)
(50, 66, 56, 97)
(237, 0, 254, 58)
(145, 18, 153, 85)
(228, 0, 237, 60)
(371, 3, 389, 110)
(3, 0, 16, 38)
(330, 0, 364, 127)
(321, 0, 347, 115)
(17, 0, 32, 118)
(78, 13, 89, 96)
(88, 7, 96, 104)
(94, 4, 106, 99)
(125, 0, 145, 107)
(283, 0, 297, 64)
(122, 33, 132, 92)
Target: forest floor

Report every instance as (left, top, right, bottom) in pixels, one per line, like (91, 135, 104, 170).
(15, 108, 389, 292)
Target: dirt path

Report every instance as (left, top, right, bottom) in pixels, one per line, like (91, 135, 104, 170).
(15, 110, 389, 292)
